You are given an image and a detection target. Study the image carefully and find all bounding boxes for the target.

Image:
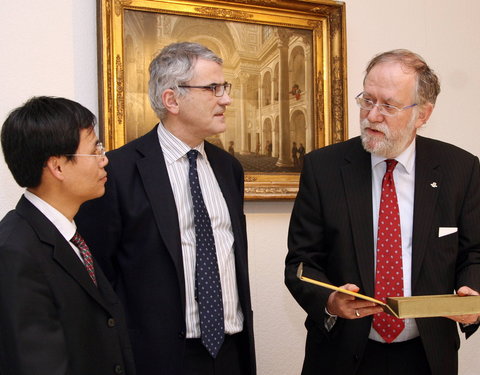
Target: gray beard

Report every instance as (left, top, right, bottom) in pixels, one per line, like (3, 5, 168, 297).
(360, 112, 418, 158)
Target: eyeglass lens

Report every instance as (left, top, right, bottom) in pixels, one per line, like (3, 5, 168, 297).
(356, 97, 398, 116)
(214, 83, 231, 97)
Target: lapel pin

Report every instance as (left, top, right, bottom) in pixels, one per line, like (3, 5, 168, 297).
(430, 182, 438, 188)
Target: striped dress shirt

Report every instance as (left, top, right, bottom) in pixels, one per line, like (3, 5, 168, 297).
(157, 123, 244, 338)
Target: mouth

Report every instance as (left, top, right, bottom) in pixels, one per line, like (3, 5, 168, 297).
(214, 107, 226, 117)
(365, 126, 385, 137)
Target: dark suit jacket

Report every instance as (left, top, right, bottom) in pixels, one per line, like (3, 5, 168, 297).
(76, 126, 256, 375)
(0, 197, 135, 375)
(285, 136, 480, 375)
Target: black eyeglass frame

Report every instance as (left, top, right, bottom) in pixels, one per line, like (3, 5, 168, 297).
(177, 82, 232, 97)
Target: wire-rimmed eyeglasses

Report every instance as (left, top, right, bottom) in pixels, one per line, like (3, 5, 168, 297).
(65, 142, 106, 160)
(355, 92, 417, 117)
(178, 82, 232, 97)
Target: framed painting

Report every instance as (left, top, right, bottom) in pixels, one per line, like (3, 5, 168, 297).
(98, 0, 348, 199)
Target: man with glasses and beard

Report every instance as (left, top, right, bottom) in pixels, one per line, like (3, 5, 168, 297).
(285, 49, 480, 375)
(76, 42, 255, 375)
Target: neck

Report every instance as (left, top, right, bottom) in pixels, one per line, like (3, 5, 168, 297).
(162, 118, 203, 148)
(27, 187, 79, 221)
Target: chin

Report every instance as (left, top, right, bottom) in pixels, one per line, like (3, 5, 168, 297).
(209, 123, 227, 136)
(92, 187, 106, 199)
(361, 137, 392, 158)
(361, 134, 379, 151)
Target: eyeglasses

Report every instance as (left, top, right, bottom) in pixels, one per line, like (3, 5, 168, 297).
(65, 142, 106, 160)
(178, 82, 232, 97)
(355, 92, 417, 116)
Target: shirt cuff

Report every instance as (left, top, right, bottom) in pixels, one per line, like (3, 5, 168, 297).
(324, 307, 338, 331)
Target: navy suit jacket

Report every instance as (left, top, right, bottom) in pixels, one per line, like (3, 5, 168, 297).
(0, 197, 135, 375)
(285, 136, 480, 375)
(76, 126, 256, 375)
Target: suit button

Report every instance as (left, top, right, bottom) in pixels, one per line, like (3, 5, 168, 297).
(178, 330, 185, 339)
(107, 318, 116, 327)
(114, 364, 123, 374)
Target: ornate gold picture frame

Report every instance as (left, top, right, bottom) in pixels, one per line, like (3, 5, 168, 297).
(98, 0, 347, 199)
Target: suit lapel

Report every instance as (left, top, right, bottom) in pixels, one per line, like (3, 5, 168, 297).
(135, 127, 186, 304)
(341, 141, 376, 297)
(16, 197, 113, 312)
(411, 136, 441, 292)
(341, 136, 442, 295)
(52, 239, 112, 309)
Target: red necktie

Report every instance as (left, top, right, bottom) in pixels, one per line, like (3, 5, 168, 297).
(373, 159, 405, 343)
(71, 231, 97, 286)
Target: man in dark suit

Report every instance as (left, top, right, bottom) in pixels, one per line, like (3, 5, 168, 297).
(285, 49, 480, 375)
(0, 96, 135, 375)
(76, 42, 255, 375)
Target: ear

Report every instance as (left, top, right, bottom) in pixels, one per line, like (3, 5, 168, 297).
(45, 156, 66, 181)
(415, 102, 434, 128)
(162, 89, 179, 115)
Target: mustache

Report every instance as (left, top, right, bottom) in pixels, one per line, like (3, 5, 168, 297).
(361, 119, 389, 135)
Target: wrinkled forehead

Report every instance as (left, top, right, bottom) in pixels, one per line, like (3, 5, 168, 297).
(364, 61, 416, 101)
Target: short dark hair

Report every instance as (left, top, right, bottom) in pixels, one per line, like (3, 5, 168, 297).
(365, 49, 441, 105)
(1, 96, 96, 188)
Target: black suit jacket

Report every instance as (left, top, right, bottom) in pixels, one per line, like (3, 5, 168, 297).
(76, 126, 256, 375)
(0, 197, 135, 375)
(285, 136, 480, 375)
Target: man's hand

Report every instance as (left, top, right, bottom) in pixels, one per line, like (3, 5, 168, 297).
(445, 286, 480, 324)
(326, 283, 383, 319)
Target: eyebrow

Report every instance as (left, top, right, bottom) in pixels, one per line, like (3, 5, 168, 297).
(205, 82, 227, 86)
(363, 92, 401, 105)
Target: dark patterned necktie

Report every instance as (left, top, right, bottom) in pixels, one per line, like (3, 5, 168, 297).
(373, 159, 405, 343)
(186, 150, 225, 358)
(71, 231, 97, 286)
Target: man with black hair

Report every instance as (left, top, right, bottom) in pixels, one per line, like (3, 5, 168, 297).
(0, 96, 135, 375)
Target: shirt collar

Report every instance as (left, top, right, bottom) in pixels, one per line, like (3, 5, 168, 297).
(24, 190, 77, 241)
(157, 122, 206, 164)
(371, 136, 416, 174)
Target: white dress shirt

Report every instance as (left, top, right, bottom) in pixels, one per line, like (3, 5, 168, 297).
(369, 139, 420, 342)
(23, 190, 85, 263)
(157, 123, 243, 338)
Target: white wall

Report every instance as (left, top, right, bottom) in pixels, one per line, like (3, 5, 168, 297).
(1, 1, 480, 374)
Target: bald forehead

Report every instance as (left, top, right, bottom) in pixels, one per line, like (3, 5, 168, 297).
(364, 61, 416, 103)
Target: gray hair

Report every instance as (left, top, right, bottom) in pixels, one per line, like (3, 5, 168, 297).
(148, 42, 223, 120)
(364, 49, 441, 105)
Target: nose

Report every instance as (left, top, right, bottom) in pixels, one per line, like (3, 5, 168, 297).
(100, 154, 109, 167)
(365, 104, 384, 123)
(219, 91, 232, 105)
